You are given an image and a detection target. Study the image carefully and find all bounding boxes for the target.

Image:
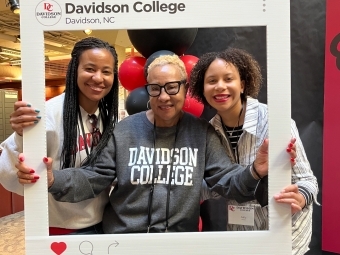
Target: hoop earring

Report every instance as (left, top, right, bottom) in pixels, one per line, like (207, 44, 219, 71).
(146, 100, 151, 110)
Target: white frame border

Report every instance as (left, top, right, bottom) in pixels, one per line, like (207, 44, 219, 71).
(20, 0, 292, 254)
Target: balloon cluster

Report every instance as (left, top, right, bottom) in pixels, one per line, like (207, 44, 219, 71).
(118, 28, 204, 117)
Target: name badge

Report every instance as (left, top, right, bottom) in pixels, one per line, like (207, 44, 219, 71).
(228, 205, 254, 226)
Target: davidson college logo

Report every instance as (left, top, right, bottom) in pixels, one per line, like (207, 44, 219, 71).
(35, 0, 62, 26)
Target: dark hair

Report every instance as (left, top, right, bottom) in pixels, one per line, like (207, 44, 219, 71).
(189, 48, 262, 105)
(60, 37, 119, 168)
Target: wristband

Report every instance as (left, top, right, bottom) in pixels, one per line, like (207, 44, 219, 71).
(252, 163, 262, 180)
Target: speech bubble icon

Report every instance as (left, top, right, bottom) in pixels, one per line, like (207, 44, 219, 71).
(79, 240, 94, 255)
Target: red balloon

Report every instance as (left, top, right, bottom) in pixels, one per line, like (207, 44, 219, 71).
(180, 55, 199, 82)
(183, 92, 204, 117)
(118, 56, 147, 91)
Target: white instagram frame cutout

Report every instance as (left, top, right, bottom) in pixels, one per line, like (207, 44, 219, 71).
(21, 0, 292, 254)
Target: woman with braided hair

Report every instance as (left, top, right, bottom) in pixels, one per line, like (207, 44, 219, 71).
(0, 37, 119, 235)
(189, 48, 319, 255)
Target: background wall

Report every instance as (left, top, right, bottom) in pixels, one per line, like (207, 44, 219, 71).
(185, 0, 328, 254)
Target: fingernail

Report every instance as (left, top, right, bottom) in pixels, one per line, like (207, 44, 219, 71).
(27, 103, 31, 107)
(34, 175, 40, 180)
(286, 148, 291, 152)
(43, 157, 48, 163)
(19, 156, 25, 162)
(31, 179, 37, 183)
(36, 116, 41, 119)
(35, 109, 40, 113)
(34, 120, 38, 124)
(291, 158, 295, 162)
(292, 138, 296, 143)
(30, 169, 35, 173)
(289, 143, 293, 148)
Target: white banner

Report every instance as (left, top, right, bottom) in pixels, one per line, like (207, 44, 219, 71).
(20, 0, 292, 254)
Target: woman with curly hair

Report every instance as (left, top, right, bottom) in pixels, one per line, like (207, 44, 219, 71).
(189, 48, 318, 255)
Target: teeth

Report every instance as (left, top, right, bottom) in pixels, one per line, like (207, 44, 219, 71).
(160, 106, 171, 109)
(89, 85, 104, 91)
(215, 95, 229, 100)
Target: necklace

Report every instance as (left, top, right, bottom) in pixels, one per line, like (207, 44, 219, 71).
(222, 105, 244, 163)
(222, 105, 243, 137)
(224, 126, 237, 137)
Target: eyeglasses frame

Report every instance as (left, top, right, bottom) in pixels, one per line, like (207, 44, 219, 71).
(144, 80, 187, 97)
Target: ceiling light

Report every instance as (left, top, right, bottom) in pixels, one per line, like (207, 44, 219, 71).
(8, 56, 49, 66)
(0, 47, 21, 57)
(7, 0, 20, 14)
(83, 29, 92, 35)
(9, 59, 21, 66)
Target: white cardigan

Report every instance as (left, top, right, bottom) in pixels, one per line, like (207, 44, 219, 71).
(0, 93, 109, 229)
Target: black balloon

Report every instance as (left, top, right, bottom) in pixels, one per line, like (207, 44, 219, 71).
(127, 28, 198, 58)
(144, 50, 176, 78)
(125, 87, 150, 115)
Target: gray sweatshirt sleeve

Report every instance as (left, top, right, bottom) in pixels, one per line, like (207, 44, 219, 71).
(203, 126, 259, 203)
(200, 180, 221, 201)
(48, 135, 117, 202)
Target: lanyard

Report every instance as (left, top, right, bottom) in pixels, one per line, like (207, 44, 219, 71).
(78, 108, 101, 157)
(147, 119, 180, 233)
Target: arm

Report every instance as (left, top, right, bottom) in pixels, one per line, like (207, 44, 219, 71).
(200, 180, 221, 201)
(0, 133, 24, 195)
(274, 120, 319, 212)
(0, 101, 41, 195)
(48, 134, 117, 202)
(291, 120, 318, 205)
(203, 126, 260, 203)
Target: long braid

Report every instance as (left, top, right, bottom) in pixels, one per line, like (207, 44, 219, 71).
(60, 37, 119, 169)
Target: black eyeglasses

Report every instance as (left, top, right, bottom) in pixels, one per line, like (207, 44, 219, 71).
(88, 114, 102, 147)
(145, 80, 186, 97)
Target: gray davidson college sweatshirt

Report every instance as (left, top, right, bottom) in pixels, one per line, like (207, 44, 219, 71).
(49, 112, 260, 233)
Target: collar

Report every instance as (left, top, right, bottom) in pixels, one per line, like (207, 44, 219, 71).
(242, 97, 260, 136)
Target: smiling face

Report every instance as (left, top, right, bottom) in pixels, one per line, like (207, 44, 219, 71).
(203, 58, 244, 117)
(77, 48, 114, 113)
(148, 64, 187, 127)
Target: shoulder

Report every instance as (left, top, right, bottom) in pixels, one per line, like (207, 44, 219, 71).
(117, 111, 144, 124)
(44, 94, 65, 131)
(246, 97, 268, 119)
(258, 102, 268, 112)
(181, 112, 215, 136)
(182, 112, 211, 128)
(46, 93, 64, 113)
(115, 111, 149, 132)
(183, 112, 209, 125)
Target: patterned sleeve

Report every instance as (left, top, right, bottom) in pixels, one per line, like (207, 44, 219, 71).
(290, 119, 319, 206)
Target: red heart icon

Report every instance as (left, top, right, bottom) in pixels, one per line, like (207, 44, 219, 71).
(51, 242, 67, 255)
